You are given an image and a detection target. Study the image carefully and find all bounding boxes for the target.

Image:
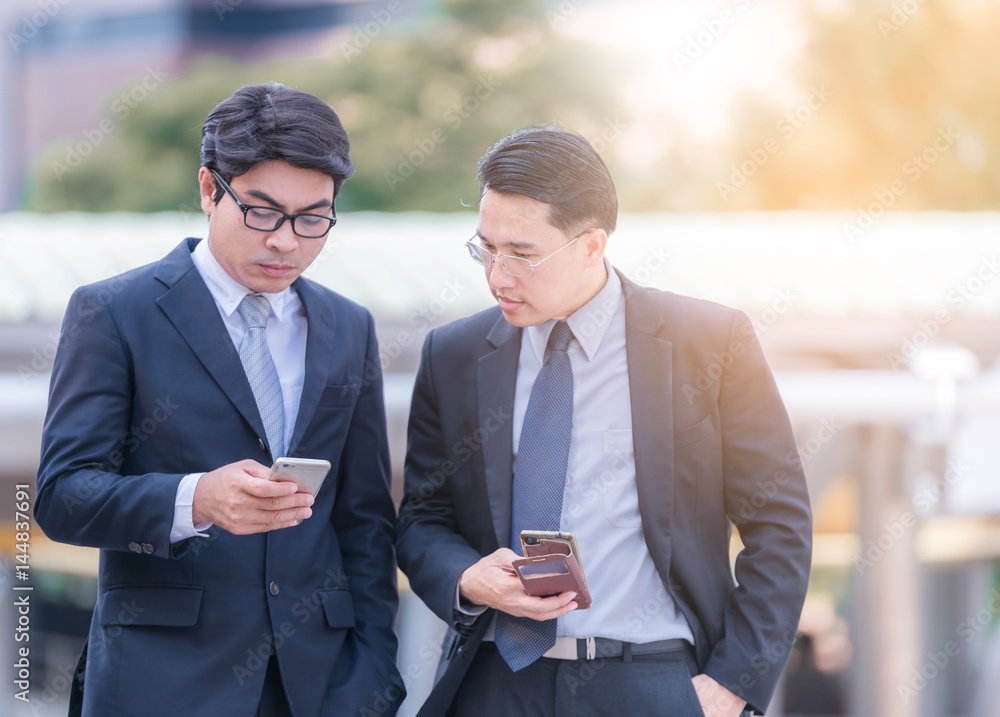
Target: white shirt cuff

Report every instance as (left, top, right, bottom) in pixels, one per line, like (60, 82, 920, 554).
(170, 473, 213, 544)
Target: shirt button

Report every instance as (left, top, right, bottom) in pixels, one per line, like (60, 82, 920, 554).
(269, 581, 279, 596)
(565, 475, 571, 485)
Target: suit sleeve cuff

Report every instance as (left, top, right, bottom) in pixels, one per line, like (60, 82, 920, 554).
(170, 473, 213, 544)
(453, 580, 488, 623)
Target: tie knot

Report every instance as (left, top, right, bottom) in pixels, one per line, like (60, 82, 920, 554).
(238, 294, 271, 329)
(548, 321, 573, 353)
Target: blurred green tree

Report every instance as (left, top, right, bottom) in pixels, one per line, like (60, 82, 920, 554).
(22, 0, 633, 214)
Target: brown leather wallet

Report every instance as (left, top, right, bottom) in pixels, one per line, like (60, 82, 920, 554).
(512, 540, 592, 609)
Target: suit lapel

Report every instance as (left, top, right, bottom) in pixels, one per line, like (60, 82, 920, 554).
(287, 279, 336, 456)
(620, 272, 676, 579)
(478, 315, 520, 550)
(154, 239, 267, 444)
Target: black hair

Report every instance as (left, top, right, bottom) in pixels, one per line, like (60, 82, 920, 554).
(201, 83, 354, 201)
(477, 126, 617, 236)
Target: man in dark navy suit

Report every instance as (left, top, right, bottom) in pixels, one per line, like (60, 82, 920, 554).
(35, 83, 402, 716)
(396, 128, 812, 716)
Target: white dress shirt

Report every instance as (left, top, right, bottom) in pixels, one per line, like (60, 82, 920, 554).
(168, 237, 308, 543)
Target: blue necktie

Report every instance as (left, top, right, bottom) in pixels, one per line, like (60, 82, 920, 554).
(238, 294, 285, 460)
(495, 321, 574, 672)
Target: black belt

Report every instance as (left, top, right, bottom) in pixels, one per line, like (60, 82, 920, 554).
(542, 636, 690, 661)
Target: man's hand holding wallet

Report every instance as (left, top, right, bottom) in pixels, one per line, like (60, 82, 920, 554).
(457, 530, 590, 620)
(506, 531, 592, 609)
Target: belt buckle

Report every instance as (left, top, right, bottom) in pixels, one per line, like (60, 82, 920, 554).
(542, 636, 601, 661)
(542, 637, 578, 660)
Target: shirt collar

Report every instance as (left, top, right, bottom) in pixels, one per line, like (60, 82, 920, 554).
(192, 235, 291, 320)
(526, 258, 623, 364)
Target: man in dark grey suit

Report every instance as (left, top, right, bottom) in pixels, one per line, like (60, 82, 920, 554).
(396, 127, 812, 716)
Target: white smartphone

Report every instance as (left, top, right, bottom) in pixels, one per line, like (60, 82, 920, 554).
(268, 457, 331, 496)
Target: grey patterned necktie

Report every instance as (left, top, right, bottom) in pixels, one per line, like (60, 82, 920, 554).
(495, 320, 574, 672)
(238, 294, 285, 460)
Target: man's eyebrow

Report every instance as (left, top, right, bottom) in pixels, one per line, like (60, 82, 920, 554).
(474, 231, 536, 251)
(245, 189, 333, 213)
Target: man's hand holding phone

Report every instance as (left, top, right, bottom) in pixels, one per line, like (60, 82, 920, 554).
(192, 459, 315, 535)
(458, 548, 579, 621)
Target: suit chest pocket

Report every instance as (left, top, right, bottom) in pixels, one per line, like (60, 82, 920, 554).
(601, 429, 642, 528)
(317, 383, 360, 408)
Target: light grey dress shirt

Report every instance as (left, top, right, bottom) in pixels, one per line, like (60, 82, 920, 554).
(468, 259, 694, 644)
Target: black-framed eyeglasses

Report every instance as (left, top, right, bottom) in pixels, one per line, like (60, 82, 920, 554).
(210, 170, 337, 239)
(465, 229, 594, 278)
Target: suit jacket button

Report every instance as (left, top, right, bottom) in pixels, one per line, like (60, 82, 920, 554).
(141, 543, 154, 555)
(259, 438, 267, 451)
(128, 541, 141, 553)
(269, 581, 279, 596)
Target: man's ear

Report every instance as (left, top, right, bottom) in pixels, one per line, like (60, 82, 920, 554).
(582, 228, 608, 267)
(197, 167, 217, 215)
